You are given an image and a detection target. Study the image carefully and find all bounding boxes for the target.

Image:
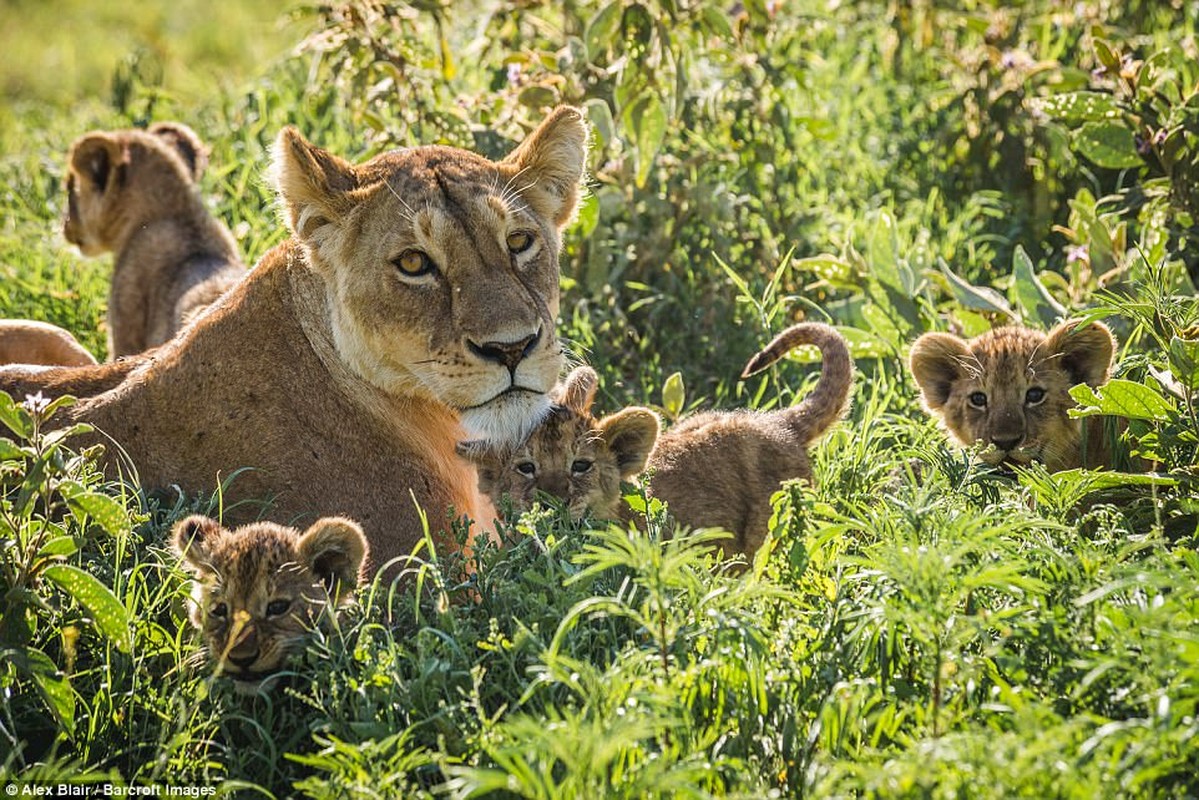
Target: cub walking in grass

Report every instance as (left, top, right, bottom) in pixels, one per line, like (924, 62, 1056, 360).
(460, 322, 854, 556)
(63, 121, 245, 357)
(172, 514, 367, 692)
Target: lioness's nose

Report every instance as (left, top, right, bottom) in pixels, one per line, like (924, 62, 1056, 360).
(468, 329, 540, 372)
(991, 435, 1023, 452)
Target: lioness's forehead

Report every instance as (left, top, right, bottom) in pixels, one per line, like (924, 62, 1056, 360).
(361, 145, 503, 190)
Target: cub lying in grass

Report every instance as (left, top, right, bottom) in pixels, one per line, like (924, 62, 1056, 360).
(0, 320, 97, 366)
(2, 107, 587, 576)
(460, 322, 854, 556)
(63, 121, 246, 357)
(171, 514, 366, 692)
(909, 320, 1119, 471)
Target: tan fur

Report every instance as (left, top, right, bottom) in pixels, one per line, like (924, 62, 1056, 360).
(0, 320, 97, 367)
(461, 322, 854, 555)
(63, 121, 245, 357)
(171, 515, 367, 691)
(4, 107, 588, 576)
(909, 320, 1117, 471)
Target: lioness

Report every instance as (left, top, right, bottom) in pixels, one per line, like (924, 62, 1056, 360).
(909, 320, 1117, 471)
(172, 514, 367, 692)
(0, 320, 97, 367)
(3, 107, 587, 574)
(63, 121, 245, 357)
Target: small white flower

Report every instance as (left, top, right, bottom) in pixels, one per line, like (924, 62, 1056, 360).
(22, 391, 50, 414)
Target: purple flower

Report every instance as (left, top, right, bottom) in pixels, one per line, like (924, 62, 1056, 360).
(506, 63, 522, 87)
(1065, 244, 1089, 263)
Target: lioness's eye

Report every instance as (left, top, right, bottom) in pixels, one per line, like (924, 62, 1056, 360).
(393, 250, 437, 277)
(506, 231, 534, 254)
(515, 461, 537, 478)
(571, 459, 593, 475)
(265, 599, 291, 617)
(210, 602, 228, 618)
(968, 391, 988, 408)
(1025, 387, 1046, 405)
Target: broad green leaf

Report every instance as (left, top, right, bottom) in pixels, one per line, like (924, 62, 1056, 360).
(583, 98, 616, 147)
(1074, 122, 1142, 169)
(43, 393, 77, 420)
(938, 259, 1016, 318)
(0, 391, 32, 439)
(438, 34, 456, 80)
(0, 436, 28, 460)
(1035, 91, 1122, 125)
(1069, 379, 1175, 422)
(57, 480, 131, 537)
(1093, 39, 1121, 72)
(517, 85, 557, 109)
(625, 92, 668, 188)
(571, 192, 600, 239)
(585, 1, 623, 58)
(661, 371, 685, 419)
(1010, 245, 1067, 328)
(42, 564, 132, 653)
(793, 254, 852, 284)
(1168, 335, 1199, 390)
(4, 646, 75, 735)
(867, 210, 902, 292)
(37, 534, 80, 560)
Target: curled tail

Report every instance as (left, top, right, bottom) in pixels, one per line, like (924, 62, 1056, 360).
(741, 321, 853, 441)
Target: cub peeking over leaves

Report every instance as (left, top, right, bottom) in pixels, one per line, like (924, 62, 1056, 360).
(171, 514, 367, 692)
(909, 319, 1118, 471)
(459, 322, 854, 556)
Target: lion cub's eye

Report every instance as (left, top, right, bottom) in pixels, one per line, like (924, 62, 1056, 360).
(1025, 387, 1046, 405)
(265, 599, 291, 618)
(210, 602, 228, 619)
(393, 250, 437, 277)
(571, 459, 594, 475)
(968, 391, 988, 408)
(506, 231, 534, 254)
(515, 461, 537, 478)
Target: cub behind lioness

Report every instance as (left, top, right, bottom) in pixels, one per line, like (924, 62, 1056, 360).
(0, 320, 97, 367)
(63, 121, 245, 357)
(460, 322, 854, 555)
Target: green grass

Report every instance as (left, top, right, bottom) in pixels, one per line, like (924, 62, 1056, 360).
(2, 1, 1198, 797)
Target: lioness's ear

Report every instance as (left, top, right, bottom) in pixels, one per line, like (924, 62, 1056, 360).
(1044, 320, 1115, 387)
(271, 126, 360, 245)
(69, 133, 127, 194)
(909, 332, 973, 411)
(556, 366, 598, 414)
(501, 105, 588, 227)
(170, 515, 225, 575)
(598, 408, 660, 479)
(298, 517, 368, 598)
(149, 122, 208, 181)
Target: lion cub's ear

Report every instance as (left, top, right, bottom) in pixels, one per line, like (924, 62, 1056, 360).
(170, 515, 226, 575)
(598, 408, 660, 479)
(298, 517, 368, 598)
(556, 366, 599, 414)
(501, 105, 588, 227)
(271, 127, 360, 246)
(1044, 320, 1115, 387)
(149, 122, 208, 182)
(69, 132, 128, 194)
(909, 332, 973, 411)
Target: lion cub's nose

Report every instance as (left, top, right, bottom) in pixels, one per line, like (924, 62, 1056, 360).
(227, 651, 260, 670)
(991, 435, 1023, 452)
(468, 329, 541, 372)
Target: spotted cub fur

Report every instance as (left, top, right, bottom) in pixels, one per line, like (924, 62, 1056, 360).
(171, 515, 367, 691)
(460, 322, 854, 556)
(909, 320, 1117, 471)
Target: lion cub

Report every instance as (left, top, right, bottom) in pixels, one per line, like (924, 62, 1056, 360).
(460, 322, 854, 556)
(63, 122, 245, 357)
(909, 320, 1117, 471)
(171, 514, 367, 692)
(0, 320, 97, 367)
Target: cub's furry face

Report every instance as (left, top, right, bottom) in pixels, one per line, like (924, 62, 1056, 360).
(458, 366, 660, 520)
(909, 320, 1115, 472)
(171, 515, 367, 692)
(271, 107, 589, 446)
(63, 122, 208, 256)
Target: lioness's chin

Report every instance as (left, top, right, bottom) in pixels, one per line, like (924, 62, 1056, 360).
(459, 391, 552, 446)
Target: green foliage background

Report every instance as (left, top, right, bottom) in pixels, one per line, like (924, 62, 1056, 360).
(1, 0, 1198, 796)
